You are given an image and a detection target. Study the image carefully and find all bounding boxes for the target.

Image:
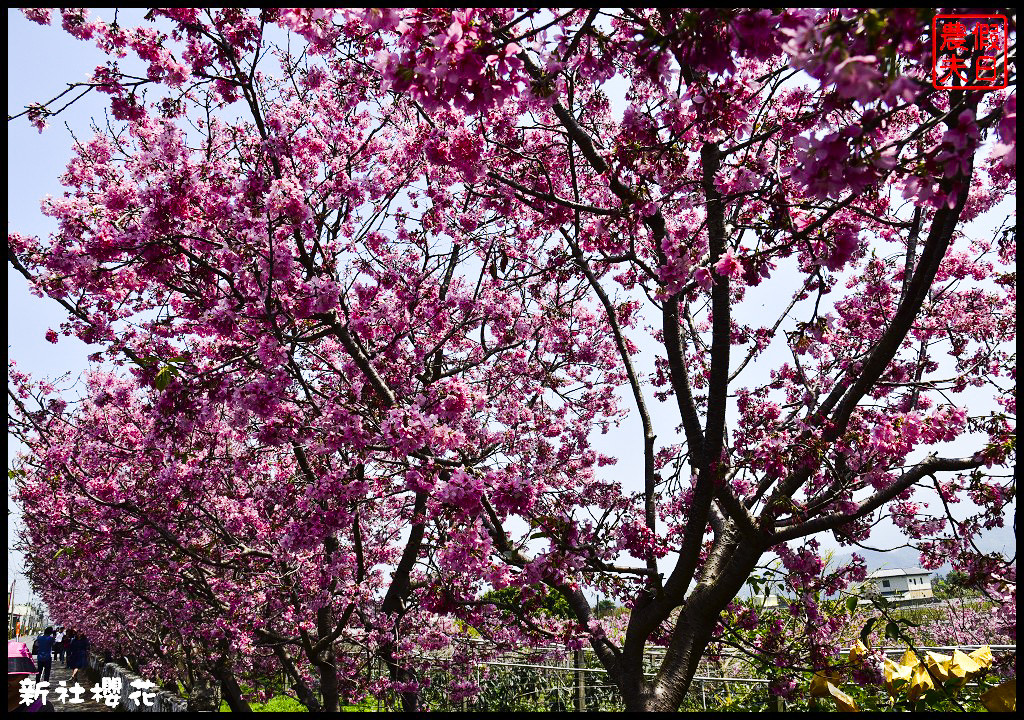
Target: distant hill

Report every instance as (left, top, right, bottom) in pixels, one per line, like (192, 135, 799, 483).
(830, 522, 1016, 577)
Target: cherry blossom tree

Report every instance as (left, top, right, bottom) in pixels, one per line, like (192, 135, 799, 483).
(9, 8, 1015, 711)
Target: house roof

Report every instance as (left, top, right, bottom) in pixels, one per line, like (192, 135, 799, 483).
(866, 567, 931, 579)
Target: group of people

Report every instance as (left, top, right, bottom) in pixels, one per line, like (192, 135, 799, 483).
(30, 627, 90, 683)
(7, 627, 91, 712)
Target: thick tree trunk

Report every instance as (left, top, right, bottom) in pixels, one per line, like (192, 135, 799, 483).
(621, 525, 766, 711)
(640, 611, 719, 711)
(376, 491, 430, 711)
(310, 552, 342, 713)
(208, 637, 251, 712)
(186, 673, 220, 712)
(619, 608, 718, 711)
(381, 647, 420, 712)
(314, 651, 340, 712)
(217, 671, 252, 712)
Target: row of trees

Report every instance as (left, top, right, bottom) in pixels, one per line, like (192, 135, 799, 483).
(8, 8, 1015, 711)
(931, 571, 983, 600)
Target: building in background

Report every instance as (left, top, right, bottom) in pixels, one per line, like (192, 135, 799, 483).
(750, 594, 780, 608)
(858, 568, 934, 601)
(10, 602, 47, 637)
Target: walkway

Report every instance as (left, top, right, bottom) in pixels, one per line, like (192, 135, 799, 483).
(16, 636, 113, 712)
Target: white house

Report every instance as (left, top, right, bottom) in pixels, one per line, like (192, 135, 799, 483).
(750, 594, 780, 608)
(10, 602, 47, 635)
(860, 568, 933, 600)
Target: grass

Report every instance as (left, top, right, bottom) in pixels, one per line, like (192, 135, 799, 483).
(219, 694, 308, 712)
(218, 694, 384, 711)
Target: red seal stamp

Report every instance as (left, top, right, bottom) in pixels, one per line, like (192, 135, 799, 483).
(932, 14, 1008, 90)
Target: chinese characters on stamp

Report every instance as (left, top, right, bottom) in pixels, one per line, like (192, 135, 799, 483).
(932, 14, 1008, 90)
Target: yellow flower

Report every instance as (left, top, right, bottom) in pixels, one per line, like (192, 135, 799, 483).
(808, 666, 858, 712)
(907, 662, 935, 701)
(925, 651, 952, 683)
(899, 649, 920, 669)
(809, 669, 857, 710)
(810, 670, 840, 698)
(946, 649, 982, 685)
(848, 639, 868, 665)
(968, 645, 993, 671)
(980, 679, 1016, 712)
(883, 657, 912, 695)
(826, 682, 859, 713)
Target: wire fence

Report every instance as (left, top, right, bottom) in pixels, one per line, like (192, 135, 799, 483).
(357, 643, 1016, 712)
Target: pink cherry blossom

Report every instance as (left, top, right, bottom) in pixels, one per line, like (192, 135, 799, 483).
(9, 7, 1014, 713)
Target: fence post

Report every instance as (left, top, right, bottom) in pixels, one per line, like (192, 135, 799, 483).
(574, 650, 586, 711)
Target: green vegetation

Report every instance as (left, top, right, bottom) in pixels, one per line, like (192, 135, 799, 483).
(932, 572, 983, 600)
(479, 584, 575, 620)
(594, 598, 619, 618)
(340, 697, 381, 712)
(219, 694, 308, 712)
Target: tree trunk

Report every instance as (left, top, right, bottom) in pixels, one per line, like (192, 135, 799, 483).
(273, 645, 322, 712)
(382, 647, 420, 712)
(218, 671, 252, 712)
(621, 524, 766, 711)
(638, 611, 718, 711)
(315, 654, 340, 712)
(310, 574, 341, 712)
(186, 673, 220, 712)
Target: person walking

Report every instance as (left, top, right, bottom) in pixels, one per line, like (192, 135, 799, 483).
(61, 631, 75, 669)
(67, 633, 89, 683)
(51, 629, 64, 666)
(31, 629, 54, 684)
(8, 640, 55, 712)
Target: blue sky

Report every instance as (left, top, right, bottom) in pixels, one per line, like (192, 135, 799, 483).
(8, 8, 129, 607)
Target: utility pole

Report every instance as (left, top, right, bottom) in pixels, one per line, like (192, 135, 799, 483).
(7, 579, 15, 639)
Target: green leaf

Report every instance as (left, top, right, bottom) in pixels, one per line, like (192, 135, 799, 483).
(884, 621, 900, 640)
(155, 366, 172, 390)
(53, 547, 68, 560)
(846, 596, 859, 614)
(860, 617, 877, 644)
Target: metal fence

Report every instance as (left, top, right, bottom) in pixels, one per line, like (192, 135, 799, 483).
(410, 647, 773, 712)
(360, 643, 1016, 712)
